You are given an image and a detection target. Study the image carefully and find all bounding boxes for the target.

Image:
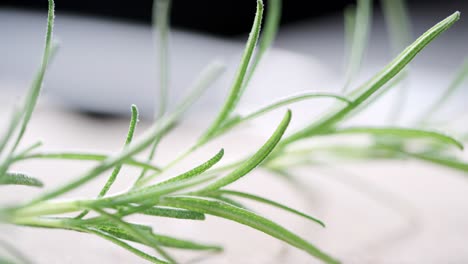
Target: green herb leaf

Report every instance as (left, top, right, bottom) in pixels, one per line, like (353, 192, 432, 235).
(344, 5, 356, 57)
(381, 0, 413, 122)
(8, 0, 56, 154)
(24, 114, 173, 205)
(419, 57, 468, 122)
(151, 233, 222, 251)
(213, 190, 325, 227)
(138, 148, 224, 187)
(153, 0, 172, 118)
(160, 196, 339, 264)
(282, 11, 460, 145)
(170, 61, 226, 122)
(134, 59, 226, 185)
(0, 110, 22, 158)
(199, 0, 264, 143)
(216, 93, 350, 137)
(381, 0, 412, 55)
(136, 206, 205, 220)
(26, 59, 227, 205)
(85, 228, 169, 264)
(200, 110, 291, 192)
(102, 149, 224, 205)
(406, 152, 468, 173)
(0, 0, 56, 182)
(242, 0, 281, 88)
(343, 0, 372, 92)
(203, 193, 250, 210)
(92, 222, 221, 251)
(19, 152, 161, 172)
(330, 126, 464, 150)
(134, 60, 226, 186)
(345, 71, 407, 121)
(76, 105, 139, 219)
(91, 207, 176, 263)
(96, 105, 139, 196)
(87, 222, 153, 240)
(0, 172, 43, 187)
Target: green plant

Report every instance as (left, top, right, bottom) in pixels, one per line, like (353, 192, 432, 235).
(0, 0, 466, 263)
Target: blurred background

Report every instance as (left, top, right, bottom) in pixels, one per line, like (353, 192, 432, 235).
(1, 0, 468, 263)
(0, 0, 467, 122)
(1, 0, 464, 36)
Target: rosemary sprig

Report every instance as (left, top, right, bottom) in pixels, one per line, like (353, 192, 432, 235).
(1, 0, 466, 263)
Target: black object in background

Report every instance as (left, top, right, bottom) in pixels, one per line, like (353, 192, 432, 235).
(1, 0, 353, 37)
(0, 0, 457, 37)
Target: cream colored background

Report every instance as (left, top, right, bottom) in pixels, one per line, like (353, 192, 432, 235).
(1, 95, 467, 263)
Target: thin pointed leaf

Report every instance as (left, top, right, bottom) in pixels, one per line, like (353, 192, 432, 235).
(19, 152, 161, 172)
(173, 61, 226, 119)
(204, 194, 250, 210)
(214, 190, 325, 227)
(0, 110, 22, 158)
(95, 176, 215, 209)
(217, 93, 350, 136)
(345, 71, 407, 120)
(8, 0, 56, 154)
(1, 172, 43, 187)
(76, 105, 140, 219)
(138, 148, 224, 187)
(242, 0, 281, 88)
(92, 222, 221, 251)
(344, 5, 356, 57)
(419, 57, 468, 121)
(242, 93, 351, 121)
(24, 61, 225, 205)
(199, 0, 264, 143)
(87, 222, 153, 236)
(92, 208, 176, 263)
(381, 0, 412, 55)
(200, 110, 291, 192)
(153, 0, 171, 118)
(13, 141, 43, 160)
(100, 149, 224, 205)
(97, 105, 139, 197)
(151, 234, 222, 251)
(0, 0, 55, 181)
(84, 228, 169, 264)
(343, 0, 372, 92)
(24, 112, 175, 205)
(282, 11, 460, 145)
(160, 196, 339, 264)
(406, 152, 468, 173)
(135, 60, 226, 186)
(137, 206, 205, 220)
(330, 127, 464, 150)
(381, 0, 412, 121)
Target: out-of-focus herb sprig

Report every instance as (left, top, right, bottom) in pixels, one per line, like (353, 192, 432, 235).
(260, 0, 467, 177)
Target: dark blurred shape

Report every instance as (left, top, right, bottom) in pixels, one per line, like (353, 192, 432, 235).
(0, 0, 460, 37)
(0, 0, 354, 36)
